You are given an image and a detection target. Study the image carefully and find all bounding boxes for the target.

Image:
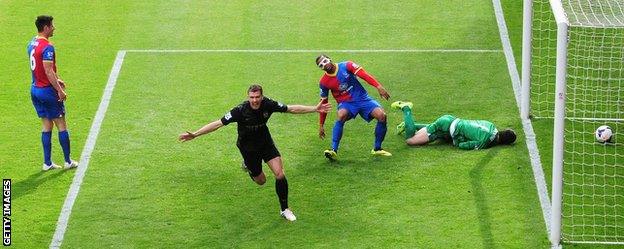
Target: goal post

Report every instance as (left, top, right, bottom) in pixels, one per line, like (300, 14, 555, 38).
(521, 0, 533, 120)
(522, 0, 624, 247)
(549, 0, 568, 245)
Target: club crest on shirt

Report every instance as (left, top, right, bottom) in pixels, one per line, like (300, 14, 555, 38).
(338, 83, 349, 91)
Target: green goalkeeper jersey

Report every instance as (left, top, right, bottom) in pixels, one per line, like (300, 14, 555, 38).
(451, 119, 498, 150)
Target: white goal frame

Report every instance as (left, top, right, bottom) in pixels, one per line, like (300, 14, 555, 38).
(522, 1, 568, 246)
(522, 0, 624, 247)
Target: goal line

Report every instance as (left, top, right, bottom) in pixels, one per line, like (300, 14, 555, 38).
(123, 48, 503, 53)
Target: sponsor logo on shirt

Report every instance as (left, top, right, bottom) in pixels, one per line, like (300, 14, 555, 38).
(244, 124, 265, 131)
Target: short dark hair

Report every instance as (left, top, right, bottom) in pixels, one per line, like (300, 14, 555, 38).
(248, 84, 263, 95)
(316, 54, 330, 65)
(35, 15, 54, 32)
(498, 129, 516, 145)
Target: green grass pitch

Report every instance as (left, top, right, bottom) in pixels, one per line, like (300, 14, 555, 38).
(0, 0, 581, 248)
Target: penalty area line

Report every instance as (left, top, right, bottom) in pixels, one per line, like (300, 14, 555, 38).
(50, 50, 126, 249)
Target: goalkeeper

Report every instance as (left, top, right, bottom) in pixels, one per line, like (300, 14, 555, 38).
(390, 101, 516, 150)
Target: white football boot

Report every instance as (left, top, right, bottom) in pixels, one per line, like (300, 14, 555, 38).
(280, 209, 297, 221)
(64, 160, 79, 169)
(42, 163, 61, 171)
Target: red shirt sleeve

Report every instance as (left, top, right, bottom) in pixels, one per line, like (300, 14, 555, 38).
(347, 61, 380, 88)
(319, 98, 328, 125)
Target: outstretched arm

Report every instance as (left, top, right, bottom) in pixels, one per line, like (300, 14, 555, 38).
(287, 99, 331, 114)
(355, 68, 390, 100)
(179, 119, 224, 142)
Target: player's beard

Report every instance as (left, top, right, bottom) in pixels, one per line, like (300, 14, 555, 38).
(250, 101, 261, 110)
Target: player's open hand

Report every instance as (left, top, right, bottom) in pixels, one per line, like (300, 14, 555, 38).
(319, 126, 326, 139)
(377, 86, 390, 100)
(57, 90, 67, 102)
(58, 79, 66, 89)
(178, 131, 196, 142)
(316, 101, 331, 113)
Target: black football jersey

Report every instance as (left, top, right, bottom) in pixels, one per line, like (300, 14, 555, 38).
(221, 97, 288, 150)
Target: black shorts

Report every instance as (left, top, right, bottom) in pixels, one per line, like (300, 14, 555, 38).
(238, 143, 281, 177)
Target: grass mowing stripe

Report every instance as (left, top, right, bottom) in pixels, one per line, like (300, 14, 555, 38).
(50, 51, 126, 249)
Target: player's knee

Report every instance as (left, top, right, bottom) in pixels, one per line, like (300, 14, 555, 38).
(377, 112, 387, 122)
(42, 119, 54, 131)
(42, 126, 53, 132)
(53, 120, 67, 131)
(406, 138, 426, 146)
(371, 108, 386, 122)
(254, 174, 266, 185)
(336, 109, 350, 121)
(406, 138, 418, 146)
(274, 171, 285, 180)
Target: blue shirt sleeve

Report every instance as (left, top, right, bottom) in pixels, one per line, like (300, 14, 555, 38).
(42, 45, 55, 61)
(319, 84, 329, 98)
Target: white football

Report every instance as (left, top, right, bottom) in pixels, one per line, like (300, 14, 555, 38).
(595, 125, 613, 143)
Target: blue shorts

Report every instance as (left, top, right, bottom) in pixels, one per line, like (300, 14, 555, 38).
(31, 86, 65, 119)
(338, 99, 382, 122)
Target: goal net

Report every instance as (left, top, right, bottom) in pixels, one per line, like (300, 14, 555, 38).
(523, 0, 624, 245)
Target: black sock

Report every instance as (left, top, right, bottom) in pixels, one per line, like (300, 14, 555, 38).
(275, 177, 288, 211)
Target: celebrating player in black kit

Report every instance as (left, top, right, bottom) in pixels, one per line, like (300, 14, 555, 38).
(179, 84, 330, 221)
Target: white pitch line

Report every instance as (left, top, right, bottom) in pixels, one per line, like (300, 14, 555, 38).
(49, 50, 127, 249)
(492, 0, 553, 237)
(123, 48, 503, 53)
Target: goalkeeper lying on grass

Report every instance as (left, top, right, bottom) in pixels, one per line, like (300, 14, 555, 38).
(390, 101, 516, 150)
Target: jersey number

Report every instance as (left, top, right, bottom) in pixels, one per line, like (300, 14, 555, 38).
(29, 49, 36, 71)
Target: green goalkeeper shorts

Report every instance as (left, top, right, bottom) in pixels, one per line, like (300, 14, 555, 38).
(426, 114, 457, 141)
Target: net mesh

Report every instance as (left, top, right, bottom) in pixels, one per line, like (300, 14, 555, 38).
(530, 0, 624, 244)
(562, 25, 624, 243)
